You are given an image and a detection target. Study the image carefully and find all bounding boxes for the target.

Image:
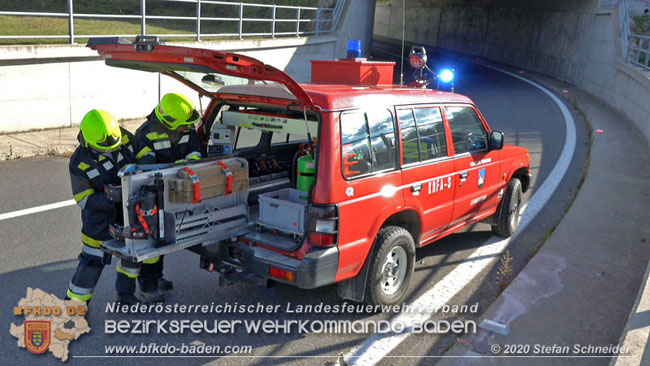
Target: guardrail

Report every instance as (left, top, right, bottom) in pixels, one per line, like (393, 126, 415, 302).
(0, 0, 345, 44)
(629, 34, 650, 71)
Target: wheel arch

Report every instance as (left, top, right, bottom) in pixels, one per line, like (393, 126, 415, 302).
(381, 209, 422, 247)
(337, 208, 421, 302)
(511, 167, 531, 193)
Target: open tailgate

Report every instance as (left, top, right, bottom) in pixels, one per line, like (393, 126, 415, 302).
(87, 36, 315, 110)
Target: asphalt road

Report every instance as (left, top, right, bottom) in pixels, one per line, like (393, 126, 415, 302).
(0, 42, 589, 366)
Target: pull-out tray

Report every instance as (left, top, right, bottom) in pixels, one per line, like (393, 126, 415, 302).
(102, 158, 252, 262)
(241, 230, 303, 253)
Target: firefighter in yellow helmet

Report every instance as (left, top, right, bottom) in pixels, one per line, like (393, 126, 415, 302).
(66, 109, 144, 305)
(134, 93, 202, 302)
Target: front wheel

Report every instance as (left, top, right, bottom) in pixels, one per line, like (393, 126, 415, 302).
(492, 178, 523, 238)
(364, 226, 415, 306)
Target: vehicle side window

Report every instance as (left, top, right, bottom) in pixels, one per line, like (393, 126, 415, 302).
(235, 127, 263, 149)
(398, 107, 446, 165)
(398, 109, 419, 164)
(445, 106, 488, 154)
(414, 107, 446, 161)
(340, 109, 396, 179)
(368, 109, 396, 171)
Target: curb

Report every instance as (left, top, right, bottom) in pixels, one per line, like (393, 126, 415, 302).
(610, 257, 650, 365)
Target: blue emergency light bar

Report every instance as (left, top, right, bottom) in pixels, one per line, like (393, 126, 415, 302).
(439, 69, 454, 83)
(346, 40, 362, 59)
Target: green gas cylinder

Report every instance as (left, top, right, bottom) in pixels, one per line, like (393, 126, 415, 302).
(297, 154, 315, 193)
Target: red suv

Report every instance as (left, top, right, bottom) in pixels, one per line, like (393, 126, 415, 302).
(91, 37, 531, 306)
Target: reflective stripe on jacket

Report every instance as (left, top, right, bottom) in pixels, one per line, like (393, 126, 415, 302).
(134, 111, 202, 164)
(69, 128, 137, 243)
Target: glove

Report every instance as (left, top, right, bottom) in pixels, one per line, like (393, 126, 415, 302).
(102, 252, 112, 265)
(104, 184, 123, 203)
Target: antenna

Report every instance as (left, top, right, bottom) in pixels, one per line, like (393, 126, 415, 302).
(400, 0, 405, 85)
(198, 93, 204, 117)
(197, 93, 205, 133)
(303, 108, 313, 150)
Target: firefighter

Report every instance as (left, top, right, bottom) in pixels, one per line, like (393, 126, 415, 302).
(134, 93, 202, 300)
(66, 109, 156, 305)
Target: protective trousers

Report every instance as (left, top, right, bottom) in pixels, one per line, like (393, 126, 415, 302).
(66, 243, 136, 302)
(138, 255, 163, 292)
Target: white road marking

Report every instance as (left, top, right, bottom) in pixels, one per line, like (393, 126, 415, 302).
(40, 260, 79, 272)
(345, 60, 577, 365)
(0, 199, 76, 222)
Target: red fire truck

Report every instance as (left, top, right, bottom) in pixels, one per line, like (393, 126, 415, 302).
(91, 37, 531, 306)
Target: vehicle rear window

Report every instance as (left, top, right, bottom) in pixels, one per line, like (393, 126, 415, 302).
(340, 109, 396, 179)
(398, 107, 447, 165)
(445, 106, 488, 154)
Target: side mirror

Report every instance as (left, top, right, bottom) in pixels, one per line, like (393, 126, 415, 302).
(489, 130, 504, 150)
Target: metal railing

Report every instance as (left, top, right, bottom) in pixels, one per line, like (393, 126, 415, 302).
(0, 0, 345, 44)
(629, 34, 650, 70)
(622, 0, 650, 72)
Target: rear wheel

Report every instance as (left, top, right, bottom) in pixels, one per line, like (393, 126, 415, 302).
(492, 178, 523, 238)
(364, 226, 415, 306)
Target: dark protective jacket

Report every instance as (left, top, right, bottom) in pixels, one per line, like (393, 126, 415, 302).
(134, 111, 202, 164)
(69, 127, 138, 246)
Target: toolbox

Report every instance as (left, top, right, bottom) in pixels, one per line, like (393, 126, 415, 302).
(258, 188, 308, 234)
(168, 162, 248, 204)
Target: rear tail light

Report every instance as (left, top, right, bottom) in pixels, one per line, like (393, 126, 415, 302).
(308, 204, 338, 247)
(308, 233, 336, 246)
(269, 266, 294, 282)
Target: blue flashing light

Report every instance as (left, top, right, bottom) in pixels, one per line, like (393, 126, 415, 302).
(346, 40, 362, 59)
(439, 69, 454, 83)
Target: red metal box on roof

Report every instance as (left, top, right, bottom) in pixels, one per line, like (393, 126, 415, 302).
(310, 59, 396, 86)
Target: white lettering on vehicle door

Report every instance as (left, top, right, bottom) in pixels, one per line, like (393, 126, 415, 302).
(428, 177, 452, 195)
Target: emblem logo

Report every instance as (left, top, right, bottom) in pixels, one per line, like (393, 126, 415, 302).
(345, 187, 354, 197)
(25, 321, 51, 354)
(478, 169, 486, 188)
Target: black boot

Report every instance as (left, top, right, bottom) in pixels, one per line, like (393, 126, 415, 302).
(158, 278, 174, 290)
(137, 290, 165, 304)
(116, 293, 139, 305)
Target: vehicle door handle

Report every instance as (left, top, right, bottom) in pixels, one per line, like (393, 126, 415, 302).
(411, 183, 422, 193)
(459, 171, 469, 180)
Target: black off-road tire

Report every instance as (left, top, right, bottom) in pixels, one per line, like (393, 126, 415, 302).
(492, 178, 523, 238)
(364, 226, 416, 306)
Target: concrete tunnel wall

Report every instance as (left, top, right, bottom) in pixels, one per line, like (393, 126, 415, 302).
(0, 0, 375, 134)
(375, 0, 650, 146)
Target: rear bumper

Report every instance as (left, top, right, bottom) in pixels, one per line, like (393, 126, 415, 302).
(205, 241, 339, 289)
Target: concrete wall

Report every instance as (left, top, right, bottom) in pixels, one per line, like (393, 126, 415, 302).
(0, 0, 375, 134)
(375, 0, 650, 145)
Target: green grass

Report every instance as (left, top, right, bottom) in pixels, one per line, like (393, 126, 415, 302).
(0, 15, 213, 45)
(0, 0, 330, 45)
(633, 14, 650, 34)
(0, 14, 321, 45)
